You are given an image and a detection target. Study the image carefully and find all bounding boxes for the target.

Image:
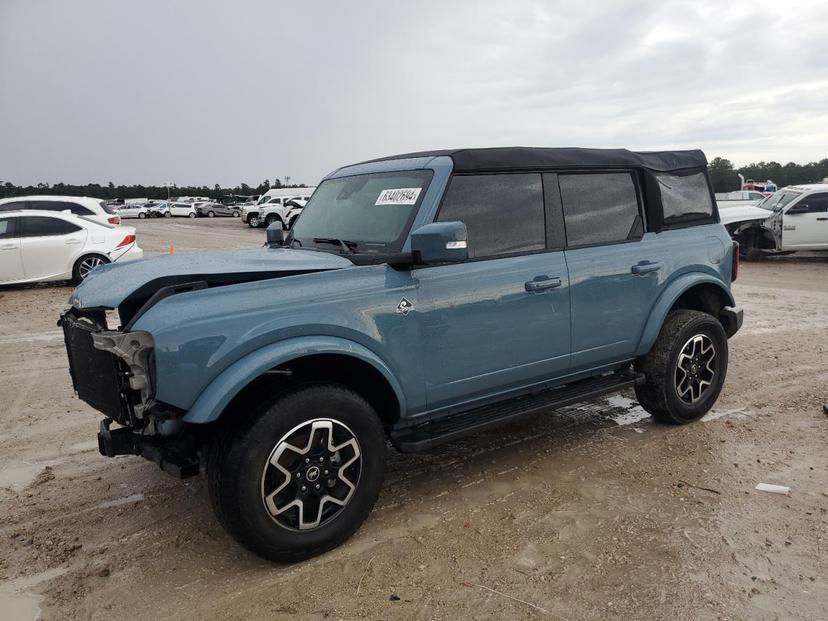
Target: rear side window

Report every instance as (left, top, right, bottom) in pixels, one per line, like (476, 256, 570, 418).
(19, 216, 81, 237)
(559, 173, 641, 246)
(438, 173, 545, 259)
(656, 172, 713, 224)
(0, 217, 17, 238)
(28, 200, 94, 216)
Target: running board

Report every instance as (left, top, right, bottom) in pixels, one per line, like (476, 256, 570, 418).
(391, 370, 644, 452)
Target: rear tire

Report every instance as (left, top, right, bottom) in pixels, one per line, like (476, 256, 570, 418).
(634, 310, 728, 424)
(138, 212, 146, 219)
(188, 212, 196, 218)
(164, 211, 171, 218)
(208, 384, 385, 563)
(72, 254, 110, 284)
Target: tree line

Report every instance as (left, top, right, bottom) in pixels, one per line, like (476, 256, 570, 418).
(707, 157, 828, 193)
(2, 158, 828, 199)
(0, 179, 308, 201)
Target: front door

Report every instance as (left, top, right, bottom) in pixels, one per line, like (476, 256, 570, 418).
(416, 173, 571, 411)
(19, 215, 86, 280)
(782, 193, 828, 249)
(0, 217, 24, 283)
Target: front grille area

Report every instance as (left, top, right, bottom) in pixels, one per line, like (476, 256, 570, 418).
(61, 312, 129, 422)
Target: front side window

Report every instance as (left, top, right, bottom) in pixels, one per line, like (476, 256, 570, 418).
(292, 170, 433, 254)
(655, 172, 713, 224)
(438, 173, 545, 259)
(559, 172, 641, 246)
(19, 216, 81, 237)
(791, 193, 828, 213)
(0, 217, 17, 238)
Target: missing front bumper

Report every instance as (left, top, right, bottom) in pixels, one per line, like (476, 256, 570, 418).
(98, 418, 200, 479)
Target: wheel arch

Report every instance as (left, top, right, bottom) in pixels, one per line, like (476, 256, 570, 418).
(182, 336, 406, 427)
(636, 274, 736, 357)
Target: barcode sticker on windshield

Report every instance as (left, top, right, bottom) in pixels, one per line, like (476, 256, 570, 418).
(375, 188, 422, 205)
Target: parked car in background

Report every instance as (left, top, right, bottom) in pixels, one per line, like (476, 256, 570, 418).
(714, 190, 767, 210)
(168, 202, 198, 218)
(722, 184, 828, 255)
(0, 210, 142, 284)
(242, 188, 316, 228)
(117, 204, 150, 219)
(0, 195, 120, 226)
(196, 202, 241, 218)
(59, 146, 741, 563)
(147, 201, 172, 218)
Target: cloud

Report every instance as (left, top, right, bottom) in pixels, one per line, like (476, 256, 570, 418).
(1, 0, 826, 186)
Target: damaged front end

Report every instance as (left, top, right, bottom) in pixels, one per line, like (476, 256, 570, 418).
(59, 309, 200, 478)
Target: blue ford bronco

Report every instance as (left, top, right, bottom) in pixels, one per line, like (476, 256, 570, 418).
(60, 147, 743, 562)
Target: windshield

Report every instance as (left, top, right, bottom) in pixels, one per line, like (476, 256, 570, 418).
(756, 190, 800, 211)
(292, 170, 433, 254)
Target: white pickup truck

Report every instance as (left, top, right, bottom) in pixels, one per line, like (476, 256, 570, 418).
(721, 184, 828, 256)
(241, 188, 315, 229)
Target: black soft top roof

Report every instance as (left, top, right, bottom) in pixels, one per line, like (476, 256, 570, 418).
(363, 147, 708, 173)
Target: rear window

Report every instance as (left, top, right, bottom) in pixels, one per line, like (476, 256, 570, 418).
(99, 201, 117, 214)
(656, 172, 713, 223)
(559, 172, 642, 246)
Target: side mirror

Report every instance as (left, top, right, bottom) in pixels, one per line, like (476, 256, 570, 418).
(410, 221, 468, 265)
(266, 222, 286, 247)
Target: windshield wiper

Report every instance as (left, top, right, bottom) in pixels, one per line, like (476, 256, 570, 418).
(313, 238, 359, 253)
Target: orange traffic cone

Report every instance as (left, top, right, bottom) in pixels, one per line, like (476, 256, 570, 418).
(169, 242, 175, 255)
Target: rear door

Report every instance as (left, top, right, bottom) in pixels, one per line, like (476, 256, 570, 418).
(559, 171, 663, 370)
(0, 217, 24, 283)
(782, 193, 828, 249)
(19, 216, 87, 280)
(416, 173, 571, 410)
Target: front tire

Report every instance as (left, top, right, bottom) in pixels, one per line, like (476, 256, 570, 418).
(207, 211, 215, 218)
(634, 310, 728, 424)
(248, 215, 260, 228)
(208, 384, 385, 563)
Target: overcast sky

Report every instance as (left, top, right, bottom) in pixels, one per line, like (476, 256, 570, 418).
(2, 0, 827, 186)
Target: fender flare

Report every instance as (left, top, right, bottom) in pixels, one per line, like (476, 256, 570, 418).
(635, 273, 735, 357)
(182, 336, 406, 424)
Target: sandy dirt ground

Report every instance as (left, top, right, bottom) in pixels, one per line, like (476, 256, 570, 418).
(0, 218, 826, 620)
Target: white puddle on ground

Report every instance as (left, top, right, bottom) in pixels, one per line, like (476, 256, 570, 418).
(0, 464, 46, 493)
(602, 395, 651, 426)
(0, 567, 68, 621)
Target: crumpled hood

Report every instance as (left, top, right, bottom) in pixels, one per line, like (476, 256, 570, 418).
(718, 204, 771, 226)
(70, 247, 354, 310)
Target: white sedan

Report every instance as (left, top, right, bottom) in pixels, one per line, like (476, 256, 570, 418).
(0, 210, 143, 285)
